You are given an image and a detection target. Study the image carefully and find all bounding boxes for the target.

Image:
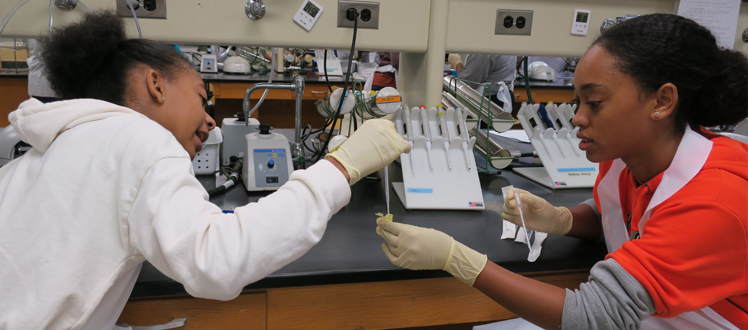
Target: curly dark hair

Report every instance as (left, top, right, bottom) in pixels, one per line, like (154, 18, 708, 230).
(593, 13, 748, 128)
(42, 10, 190, 105)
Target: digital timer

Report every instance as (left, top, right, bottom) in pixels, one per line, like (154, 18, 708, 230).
(294, 0, 324, 32)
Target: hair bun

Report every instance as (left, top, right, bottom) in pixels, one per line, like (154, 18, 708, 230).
(43, 10, 127, 99)
(694, 49, 748, 127)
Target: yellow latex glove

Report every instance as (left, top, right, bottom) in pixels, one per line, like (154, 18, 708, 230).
(326, 119, 410, 185)
(448, 53, 463, 68)
(502, 187, 573, 236)
(376, 218, 487, 286)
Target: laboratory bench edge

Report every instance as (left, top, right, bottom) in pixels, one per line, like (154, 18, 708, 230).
(0, 71, 576, 129)
(120, 163, 607, 330)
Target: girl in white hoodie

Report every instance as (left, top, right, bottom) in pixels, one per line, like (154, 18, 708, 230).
(0, 10, 409, 330)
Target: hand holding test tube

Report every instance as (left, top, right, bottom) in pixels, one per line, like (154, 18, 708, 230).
(514, 189, 532, 252)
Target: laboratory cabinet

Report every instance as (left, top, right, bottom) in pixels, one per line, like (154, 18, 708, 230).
(0, 73, 343, 129)
(0, 75, 27, 127)
(203, 71, 349, 130)
(118, 292, 266, 329)
(514, 87, 575, 105)
(118, 270, 591, 329)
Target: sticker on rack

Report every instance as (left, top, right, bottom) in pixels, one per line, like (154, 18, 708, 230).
(376, 95, 402, 104)
(468, 202, 483, 207)
(557, 167, 596, 177)
(407, 188, 433, 194)
(554, 181, 567, 186)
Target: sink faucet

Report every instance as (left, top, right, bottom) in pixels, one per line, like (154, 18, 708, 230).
(242, 75, 306, 168)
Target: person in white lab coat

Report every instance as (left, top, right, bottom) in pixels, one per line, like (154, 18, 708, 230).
(378, 14, 747, 330)
(0, 11, 409, 330)
(25, 39, 58, 103)
(448, 53, 516, 110)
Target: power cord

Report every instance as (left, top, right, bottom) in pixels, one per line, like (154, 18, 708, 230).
(317, 8, 360, 162)
(125, 0, 143, 38)
(522, 56, 533, 104)
(301, 118, 333, 159)
(323, 49, 333, 93)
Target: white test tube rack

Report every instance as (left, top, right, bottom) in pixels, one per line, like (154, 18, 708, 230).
(392, 105, 486, 210)
(514, 102, 599, 189)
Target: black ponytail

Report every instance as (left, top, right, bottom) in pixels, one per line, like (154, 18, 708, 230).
(42, 10, 189, 105)
(593, 13, 748, 128)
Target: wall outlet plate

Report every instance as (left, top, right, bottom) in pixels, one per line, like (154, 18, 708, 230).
(117, 0, 167, 19)
(337, 0, 379, 30)
(495, 9, 533, 35)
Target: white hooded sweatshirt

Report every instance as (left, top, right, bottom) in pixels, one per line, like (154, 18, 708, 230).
(0, 99, 351, 329)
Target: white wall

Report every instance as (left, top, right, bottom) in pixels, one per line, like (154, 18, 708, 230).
(4, 0, 748, 106)
(0, 0, 430, 52)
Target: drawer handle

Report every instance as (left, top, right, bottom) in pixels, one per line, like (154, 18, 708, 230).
(115, 317, 187, 330)
(310, 91, 328, 94)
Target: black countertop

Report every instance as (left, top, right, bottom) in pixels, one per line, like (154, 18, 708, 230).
(200, 70, 365, 84)
(0, 69, 28, 77)
(514, 76, 574, 89)
(131, 138, 606, 298)
(0, 69, 361, 83)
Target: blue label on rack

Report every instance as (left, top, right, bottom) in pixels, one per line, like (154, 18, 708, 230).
(557, 168, 596, 172)
(407, 188, 434, 194)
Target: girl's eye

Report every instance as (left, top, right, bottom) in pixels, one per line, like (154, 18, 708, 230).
(587, 101, 601, 108)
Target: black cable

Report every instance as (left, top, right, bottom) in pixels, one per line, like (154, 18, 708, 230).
(323, 49, 333, 93)
(523, 56, 534, 104)
(300, 118, 334, 160)
(352, 107, 358, 130)
(316, 11, 359, 162)
(207, 159, 243, 197)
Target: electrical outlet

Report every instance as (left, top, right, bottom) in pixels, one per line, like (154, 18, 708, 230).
(337, 0, 379, 30)
(495, 9, 533, 35)
(116, 0, 167, 19)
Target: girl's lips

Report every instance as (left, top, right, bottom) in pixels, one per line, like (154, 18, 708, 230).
(579, 139, 593, 151)
(196, 130, 209, 143)
(194, 137, 203, 152)
(576, 132, 593, 151)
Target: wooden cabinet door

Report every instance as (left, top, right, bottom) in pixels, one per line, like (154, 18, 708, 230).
(118, 292, 266, 330)
(303, 84, 331, 100)
(514, 88, 575, 104)
(0, 78, 28, 127)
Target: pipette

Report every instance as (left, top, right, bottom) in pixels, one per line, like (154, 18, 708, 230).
(455, 108, 473, 170)
(375, 165, 394, 222)
(385, 165, 390, 215)
(402, 107, 416, 173)
(437, 105, 453, 169)
(514, 189, 532, 252)
(551, 133, 568, 158)
(419, 105, 434, 170)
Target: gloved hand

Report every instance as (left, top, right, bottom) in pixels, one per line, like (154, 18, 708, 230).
(326, 119, 410, 185)
(376, 218, 487, 286)
(503, 187, 573, 236)
(448, 53, 463, 68)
